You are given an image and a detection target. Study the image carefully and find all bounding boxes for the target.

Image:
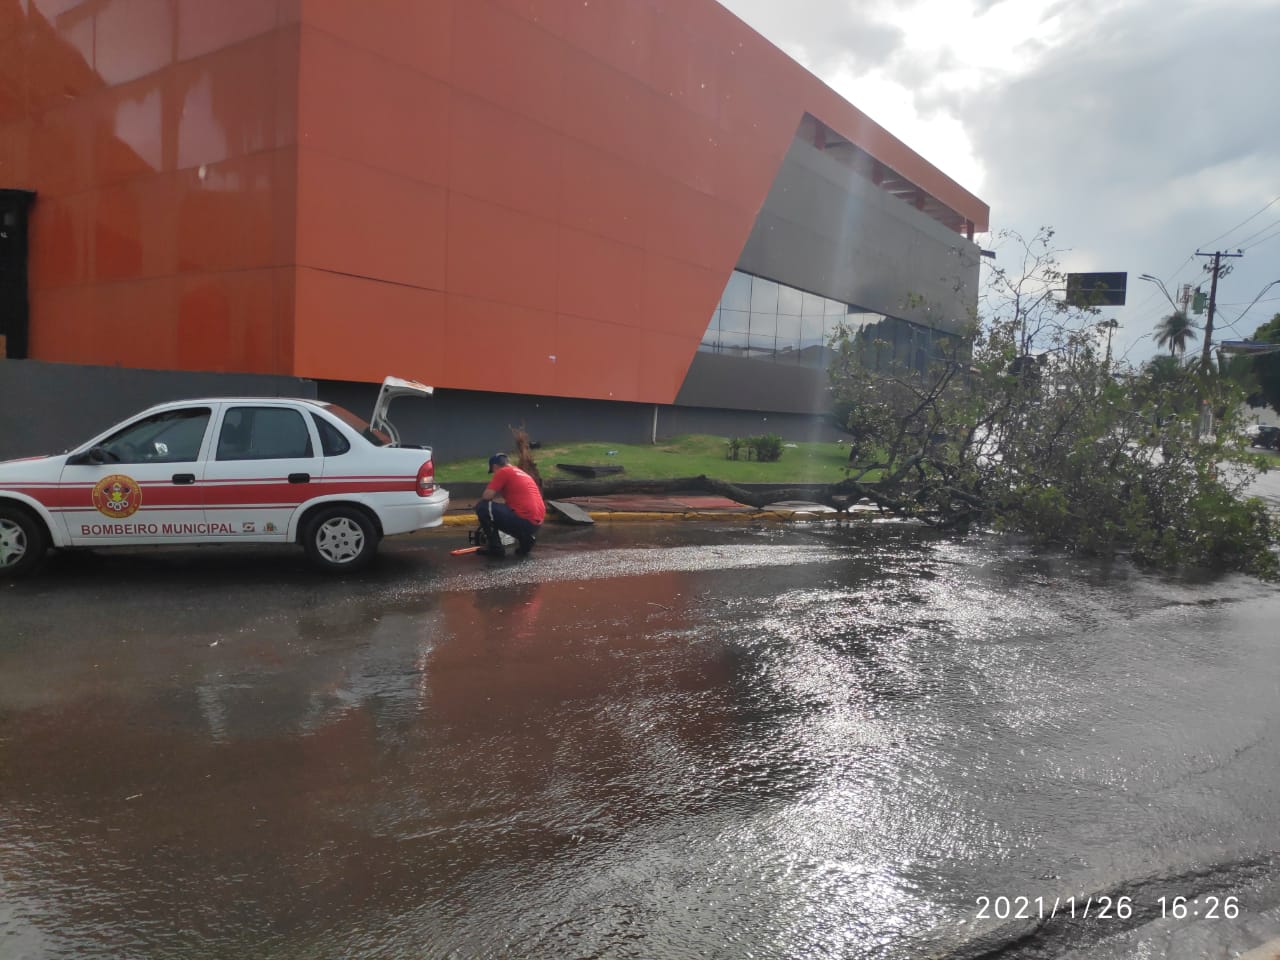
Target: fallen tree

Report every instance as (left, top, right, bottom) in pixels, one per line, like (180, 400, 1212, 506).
(539, 474, 918, 517)
(520, 230, 1279, 578)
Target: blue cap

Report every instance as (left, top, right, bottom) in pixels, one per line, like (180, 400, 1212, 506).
(488, 453, 509, 473)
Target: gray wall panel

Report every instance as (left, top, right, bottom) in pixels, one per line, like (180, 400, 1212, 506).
(736, 137, 981, 332)
(314, 383, 846, 466)
(674, 350, 833, 414)
(0, 361, 849, 469)
(0, 360, 313, 461)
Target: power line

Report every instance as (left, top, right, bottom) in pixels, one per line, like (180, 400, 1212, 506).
(1201, 193, 1280, 247)
(1240, 221, 1280, 252)
(1234, 218, 1280, 248)
(1217, 295, 1280, 308)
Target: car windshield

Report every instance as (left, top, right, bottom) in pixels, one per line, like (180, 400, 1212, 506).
(314, 403, 391, 447)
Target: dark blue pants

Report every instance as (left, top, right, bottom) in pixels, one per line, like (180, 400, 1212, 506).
(475, 500, 540, 550)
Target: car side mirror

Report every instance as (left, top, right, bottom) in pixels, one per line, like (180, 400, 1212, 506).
(88, 445, 110, 464)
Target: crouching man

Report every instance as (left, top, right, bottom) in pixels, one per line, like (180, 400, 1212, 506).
(476, 453, 545, 557)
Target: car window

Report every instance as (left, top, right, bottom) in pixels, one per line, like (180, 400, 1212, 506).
(217, 407, 314, 461)
(317, 403, 391, 446)
(102, 408, 211, 463)
(311, 413, 351, 456)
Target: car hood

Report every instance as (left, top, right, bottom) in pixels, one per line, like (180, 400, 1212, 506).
(370, 376, 434, 447)
(0, 454, 65, 482)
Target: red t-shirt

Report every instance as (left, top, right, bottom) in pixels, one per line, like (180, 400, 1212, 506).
(486, 465, 546, 523)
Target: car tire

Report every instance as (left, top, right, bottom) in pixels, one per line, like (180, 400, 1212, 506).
(302, 506, 379, 573)
(0, 504, 49, 579)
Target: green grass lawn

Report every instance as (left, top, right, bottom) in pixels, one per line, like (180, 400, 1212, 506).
(436, 434, 859, 484)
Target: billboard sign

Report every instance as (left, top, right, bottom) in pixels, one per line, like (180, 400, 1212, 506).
(1065, 272, 1127, 307)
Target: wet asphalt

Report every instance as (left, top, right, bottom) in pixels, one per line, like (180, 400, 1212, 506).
(2, 493, 1280, 958)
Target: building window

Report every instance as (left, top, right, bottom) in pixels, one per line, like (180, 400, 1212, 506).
(699, 271, 860, 366)
(697, 270, 959, 373)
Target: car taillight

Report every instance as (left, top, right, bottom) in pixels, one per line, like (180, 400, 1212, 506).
(416, 459, 435, 496)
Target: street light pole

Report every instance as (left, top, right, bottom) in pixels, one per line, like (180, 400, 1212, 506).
(1138, 273, 1179, 312)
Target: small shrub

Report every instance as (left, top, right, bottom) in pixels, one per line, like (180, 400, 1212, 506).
(748, 433, 784, 463)
(726, 437, 743, 460)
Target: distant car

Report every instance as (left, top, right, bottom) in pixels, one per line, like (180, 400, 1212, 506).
(0, 376, 449, 577)
(1251, 425, 1280, 451)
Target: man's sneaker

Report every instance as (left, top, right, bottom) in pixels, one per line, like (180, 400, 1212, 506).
(478, 543, 505, 557)
(515, 535, 536, 556)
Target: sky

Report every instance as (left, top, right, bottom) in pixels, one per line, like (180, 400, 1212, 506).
(715, 0, 1280, 365)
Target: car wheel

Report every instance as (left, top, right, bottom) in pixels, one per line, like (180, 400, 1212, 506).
(302, 506, 378, 572)
(0, 505, 48, 578)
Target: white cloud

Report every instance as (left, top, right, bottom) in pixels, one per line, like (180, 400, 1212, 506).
(717, 0, 1280, 364)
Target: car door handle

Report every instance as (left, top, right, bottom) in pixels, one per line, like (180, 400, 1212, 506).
(288, 473, 311, 484)
(172, 473, 196, 485)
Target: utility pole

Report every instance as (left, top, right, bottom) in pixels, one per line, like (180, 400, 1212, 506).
(1195, 249, 1243, 369)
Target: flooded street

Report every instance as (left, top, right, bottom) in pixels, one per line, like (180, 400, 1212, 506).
(3, 512, 1280, 959)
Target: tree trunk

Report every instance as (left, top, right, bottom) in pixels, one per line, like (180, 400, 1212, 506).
(541, 474, 911, 514)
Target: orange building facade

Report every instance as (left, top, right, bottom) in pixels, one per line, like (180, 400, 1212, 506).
(1, 0, 988, 413)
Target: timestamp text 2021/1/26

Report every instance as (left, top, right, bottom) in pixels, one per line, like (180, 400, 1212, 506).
(974, 894, 1240, 921)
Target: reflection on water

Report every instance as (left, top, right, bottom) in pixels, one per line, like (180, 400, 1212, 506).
(3, 525, 1280, 958)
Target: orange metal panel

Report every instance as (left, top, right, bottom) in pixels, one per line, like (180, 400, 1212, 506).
(641, 252, 726, 338)
(0, 120, 31, 188)
(451, 0, 563, 132)
(485, 0, 568, 38)
(293, 268, 446, 384)
(0, 1, 25, 44)
(648, 103, 729, 199)
(556, 227, 644, 329)
(297, 26, 449, 188)
(71, 277, 182, 369)
(176, 268, 285, 373)
(645, 177, 755, 274)
(269, 146, 298, 270)
(295, 149, 447, 292)
(12, 0, 991, 397)
(0, 33, 25, 124)
(649, 15, 721, 123)
(23, 7, 102, 114)
(168, 33, 290, 171)
(173, 152, 282, 276)
(637, 327, 702, 403)
(446, 193, 559, 315)
(28, 99, 94, 197)
(557, 0, 655, 87)
(300, 0, 452, 81)
(91, 178, 148, 282)
(557, 137, 648, 249)
(92, 0, 174, 86)
(559, 48, 659, 166)
(175, 0, 279, 62)
(450, 91, 562, 224)
(91, 76, 165, 184)
(28, 194, 88, 290)
(553, 313, 643, 402)
(28, 285, 94, 363)
(443, 294, 559, 397)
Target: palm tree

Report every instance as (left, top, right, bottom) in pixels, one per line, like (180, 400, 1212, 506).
(1154, 310, 1199, 356)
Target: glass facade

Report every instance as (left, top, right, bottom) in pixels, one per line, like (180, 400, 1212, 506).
(699, 270, 961, 374)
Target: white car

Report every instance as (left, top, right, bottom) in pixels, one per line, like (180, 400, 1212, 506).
(0, 376, 449, 576)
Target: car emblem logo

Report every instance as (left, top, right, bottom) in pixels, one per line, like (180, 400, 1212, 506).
(92, 474, 143, 519)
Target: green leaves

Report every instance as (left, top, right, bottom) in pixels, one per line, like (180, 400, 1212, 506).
(826, 228, 1278, 579)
